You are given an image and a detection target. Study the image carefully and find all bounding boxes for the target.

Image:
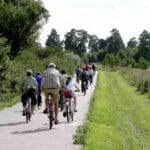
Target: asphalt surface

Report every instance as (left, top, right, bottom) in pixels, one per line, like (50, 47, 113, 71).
(0, 72, 98, 150)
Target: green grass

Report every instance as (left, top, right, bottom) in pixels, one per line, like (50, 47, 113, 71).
(74, 70, 150, 150)
(0, 96, 20, 111)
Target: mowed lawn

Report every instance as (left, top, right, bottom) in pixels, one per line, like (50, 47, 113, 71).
(85, 70, 150, 150)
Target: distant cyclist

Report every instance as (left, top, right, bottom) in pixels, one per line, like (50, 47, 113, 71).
(34, 72, 42, 108)
(80, 68, 89, 92)
(75, 65, 81, 84)
(92, 63, 96, 74)
(87, 67, 94, 84)
(21, 70, 38, 115)
(41, 63, 61, 124)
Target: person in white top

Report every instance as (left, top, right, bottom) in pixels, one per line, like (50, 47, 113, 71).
(65, 76, 80, 112)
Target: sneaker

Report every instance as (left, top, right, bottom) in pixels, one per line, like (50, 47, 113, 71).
(43, 109, 48, 114)
(54, 119, 59, 124)
(63, 112, 66, 117)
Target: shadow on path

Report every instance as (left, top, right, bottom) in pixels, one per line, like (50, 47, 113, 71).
(0, 121, 25, 127)
(11, 127, 49, 134)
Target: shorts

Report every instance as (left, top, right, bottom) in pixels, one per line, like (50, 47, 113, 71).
(21, 88, 37, 106)
(43, 88, 59, 103)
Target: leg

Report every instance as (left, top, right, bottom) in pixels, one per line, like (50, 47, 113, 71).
(21, 93, 28, 115)
(43, 89, 49, 113)
(73, 96, 77, 112)
(54, 102, 59, 121)
(29, 89, 37, 113)
(37, 89, 42, 106)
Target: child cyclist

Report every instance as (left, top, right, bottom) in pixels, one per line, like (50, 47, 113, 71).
(63, 76, 80, 116)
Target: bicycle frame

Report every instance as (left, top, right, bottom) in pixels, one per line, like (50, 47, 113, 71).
(64, 96, 74, 123)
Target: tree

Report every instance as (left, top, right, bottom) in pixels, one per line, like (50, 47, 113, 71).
(88, 35, 99, 53)
(127, 37, 138, 48)
(97, 49, 106, 62)
(64, 29, 78, 53)
(64, 29, 88, 56)
(99, 39, 107, 49)
(106, 28, 125, 54)
(138, 30, 150, 61)
(45, 28, 62, 49)
(0, 38, 11, 101)
(0, 0, 50, 57)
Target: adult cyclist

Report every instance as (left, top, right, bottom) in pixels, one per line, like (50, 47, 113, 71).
(21, 70, 38, 115)
(41, 63, 61, 124)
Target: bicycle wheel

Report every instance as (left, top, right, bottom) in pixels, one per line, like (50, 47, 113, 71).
(60, 102, 64, 112)
(66, 106, 70, 123)
(49, 111, 53, 130)
(26, 112, 29, 123)
(83, 84, 86, 95)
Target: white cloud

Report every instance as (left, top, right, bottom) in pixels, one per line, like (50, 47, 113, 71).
(39, 0, 150, 46)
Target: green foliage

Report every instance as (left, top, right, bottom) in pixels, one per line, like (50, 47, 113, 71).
(137, 57, 149, 69)
(73, 122, 89, 145)
(106, 28, 125, 54)
(97, 49, 106, 62)
(0, 0, 50, 57)
(82, 52, 97, 64)
(127, 37, 138, 48)
(121, 67, 150, 97)
(83, 70, 150, 150)
(45, 28, 62, 49)
(88, 35, 100, 52)
(138, 30, 150, 61)
(0, 38, 11, 103)
(64, 29, 88, 56)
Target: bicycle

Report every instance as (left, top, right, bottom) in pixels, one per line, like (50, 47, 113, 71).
(63, 90, 74, 123)
(59, 91, 64, 112)
(88, 75, 93, 85)
(25, 97, 32, 123)
(48, 93, 54, 130)
(81, 80, 87, 95)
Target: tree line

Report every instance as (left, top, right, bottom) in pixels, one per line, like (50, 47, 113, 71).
(46, 28, 150, 68)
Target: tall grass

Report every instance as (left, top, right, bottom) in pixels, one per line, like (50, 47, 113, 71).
(121, 67, 150, 96)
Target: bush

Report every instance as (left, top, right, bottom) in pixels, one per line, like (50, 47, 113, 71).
(137, 57, 149, 69)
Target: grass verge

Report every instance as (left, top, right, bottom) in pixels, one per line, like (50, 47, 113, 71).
(74, 70, 150, 150)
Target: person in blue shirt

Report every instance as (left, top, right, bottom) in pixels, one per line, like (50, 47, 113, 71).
(34, 72, 42, 108)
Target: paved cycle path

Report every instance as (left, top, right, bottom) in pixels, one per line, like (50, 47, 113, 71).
(0, 72, 98, 150)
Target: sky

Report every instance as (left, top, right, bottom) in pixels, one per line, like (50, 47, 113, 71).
(39, 0, 150, 47)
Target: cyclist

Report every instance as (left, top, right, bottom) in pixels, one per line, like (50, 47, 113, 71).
(80, 68, 89, 93)
(21, 70, 38, 115)
(75, 65, 81, 84)
(64, 76, 80, 114)
(87, 67, 94, 84)
(33, 72, 42, 108)
(41, 63, 61, 124)
(59, 70, 68, 109)
(92, 63, 96, 74)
